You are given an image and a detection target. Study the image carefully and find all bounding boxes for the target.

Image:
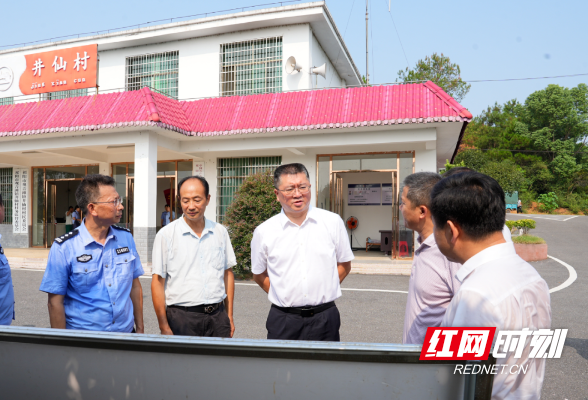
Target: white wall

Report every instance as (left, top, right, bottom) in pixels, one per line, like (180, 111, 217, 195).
(310, 32, 343, 89)
(98, 24, 315, 99)
(340, 172, 393, 248)
(414, 149, 437, 173)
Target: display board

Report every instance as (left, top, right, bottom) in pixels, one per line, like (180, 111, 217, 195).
(382, 184, 393, 205)
(348, 184, 381, 206)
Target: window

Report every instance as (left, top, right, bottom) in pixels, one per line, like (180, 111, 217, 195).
(220, 37, 282, 97)
(217, 156, 282, 222)
(126, 51, 179, 99)
(0, 97, 13, 106)
(0, 168, 12, 224)
(43, 89, 88, 101)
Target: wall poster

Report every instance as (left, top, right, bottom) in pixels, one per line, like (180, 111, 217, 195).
(348, 184, 381, 206)
(382, 184, 393, 205)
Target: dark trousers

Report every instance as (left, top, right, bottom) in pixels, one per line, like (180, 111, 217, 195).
(166, 303, 231, 338)
(266, 304, 341, 341)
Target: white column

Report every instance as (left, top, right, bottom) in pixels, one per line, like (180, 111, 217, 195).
(99, 162, 110, 176)
(133, 132, 158, 263)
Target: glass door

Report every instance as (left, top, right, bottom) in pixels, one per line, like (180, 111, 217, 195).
(45, 182, 57, 247)
(126, 177, 134, 233)
(329, 172, 344, 219)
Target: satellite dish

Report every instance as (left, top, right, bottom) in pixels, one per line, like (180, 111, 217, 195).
(311, 63, 326, 79)
(285, 56, 302, 74)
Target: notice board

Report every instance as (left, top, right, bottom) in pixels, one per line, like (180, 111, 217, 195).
(348, 184, 381, 206)
(382, 184, 393, 205)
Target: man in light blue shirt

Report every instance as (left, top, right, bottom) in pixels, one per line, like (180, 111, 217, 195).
(0, 194, 14, 326)
(40, 174, 144, 333)
(160, 205, 175, 228)
(152, 176, 236, 337)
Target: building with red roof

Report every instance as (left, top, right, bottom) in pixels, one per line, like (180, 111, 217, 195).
(0, 2, 471, 261)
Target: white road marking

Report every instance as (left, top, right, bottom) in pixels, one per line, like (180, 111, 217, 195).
(547, 255, 578, 293)
(507, 214, 581, 222)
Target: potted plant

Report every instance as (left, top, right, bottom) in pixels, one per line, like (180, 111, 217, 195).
(506, 219, 547, 261)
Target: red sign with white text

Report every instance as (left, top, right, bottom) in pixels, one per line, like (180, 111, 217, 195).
(19, 44, 97, 95)
(420, 327, 496, 361)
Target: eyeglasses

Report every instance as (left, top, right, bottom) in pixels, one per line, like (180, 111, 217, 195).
(91, 198, 123, 207)
(276, 185, 311, 195)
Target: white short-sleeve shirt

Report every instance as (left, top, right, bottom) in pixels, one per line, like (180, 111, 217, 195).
(251, 206, 354, 307)
(152, 217, 237, 306)
(441, 243, 551, 400)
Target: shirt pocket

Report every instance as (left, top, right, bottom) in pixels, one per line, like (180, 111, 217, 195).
(0, 255, 10, 284)
(71, 262, 100, 293)
(213, 246, 226, 271)
(115, 254, 136, 281)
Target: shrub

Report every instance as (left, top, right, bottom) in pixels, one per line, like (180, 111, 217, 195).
(537, 192, 558, 213)
(512, 235, 545, 244)
(223, 170, 282, 276)
(507, 219, 536, 235)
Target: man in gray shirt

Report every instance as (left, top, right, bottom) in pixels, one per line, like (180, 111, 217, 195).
(151, 176, 237, 337)
(401, 172, 461, 344)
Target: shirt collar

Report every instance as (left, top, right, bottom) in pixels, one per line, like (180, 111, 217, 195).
(179, 216, 214, 238)
(78, 220, 116, 247)
(279, 205, 317, 228)
(455, 242, 516, 282)
(415, 232, 435, 254)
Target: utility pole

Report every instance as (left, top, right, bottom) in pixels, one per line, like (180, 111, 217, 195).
(365, 0, 369, 85)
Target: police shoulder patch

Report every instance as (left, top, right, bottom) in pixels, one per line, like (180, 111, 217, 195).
(111, 225, 131, 233)
(54, 229, 80, 244)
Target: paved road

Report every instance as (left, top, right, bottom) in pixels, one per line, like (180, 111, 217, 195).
(8, 214, 586, 399)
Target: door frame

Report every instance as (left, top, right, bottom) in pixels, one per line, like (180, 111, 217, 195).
(44, 178, 83, 248)
(329, 169, 398, 258)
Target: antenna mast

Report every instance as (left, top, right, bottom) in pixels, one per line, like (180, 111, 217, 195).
(365, 0, 369, 85)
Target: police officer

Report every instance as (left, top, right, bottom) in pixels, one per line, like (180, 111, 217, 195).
(40, 174, 144, 333)
(0, 194, 15, 326)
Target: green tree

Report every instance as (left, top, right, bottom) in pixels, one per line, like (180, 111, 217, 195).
(223, 170, 281, 276)
(397, 53, 471, 102)
(480, 158, 527, 195)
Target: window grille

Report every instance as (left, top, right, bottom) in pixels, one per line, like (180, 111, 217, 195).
(217, 156, 282, 222)
(126, 51, 179, 99)
(43, 89, 88, 101)
(0, 168, 12, 225)
(220, 37, 282, 97)
(0, 97, 13, 106)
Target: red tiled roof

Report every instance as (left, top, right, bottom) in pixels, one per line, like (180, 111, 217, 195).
(0, 82, 471, 138)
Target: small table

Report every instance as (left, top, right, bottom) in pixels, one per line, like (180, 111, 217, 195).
(379, 230, 393, 255)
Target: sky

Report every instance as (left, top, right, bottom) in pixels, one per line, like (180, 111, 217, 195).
(1, 0, 587, 116)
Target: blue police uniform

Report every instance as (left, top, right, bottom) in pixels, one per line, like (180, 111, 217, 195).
(0, 235, 15, 325)
(39, 221, 144, 332)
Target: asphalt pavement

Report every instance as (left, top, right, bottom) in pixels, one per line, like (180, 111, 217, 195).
(8, 213, 587, 399)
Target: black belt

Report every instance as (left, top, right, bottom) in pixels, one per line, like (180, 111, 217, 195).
(169, 302, 222, 314)
(271, 301, 335, 318)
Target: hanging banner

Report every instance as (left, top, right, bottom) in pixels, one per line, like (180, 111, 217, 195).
(0, 44, 97, 97)
(348, 184, 381, 206)
(382, 184, 393, 205)
(12, 169, 21, 233)
(12, 168, 28, 234)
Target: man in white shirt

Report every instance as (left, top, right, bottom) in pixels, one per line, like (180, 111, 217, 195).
(431, 172, 551, 400)
(251, 163, 354, 341)
(65, 206, 74, 233)
(152, 176, 237, 338)
(400, 172, 461, 344)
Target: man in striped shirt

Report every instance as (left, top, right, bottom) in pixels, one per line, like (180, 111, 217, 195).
(400, 172, 461, 344)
